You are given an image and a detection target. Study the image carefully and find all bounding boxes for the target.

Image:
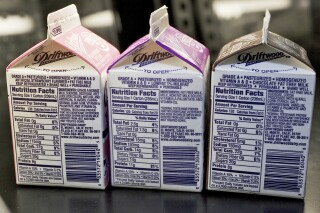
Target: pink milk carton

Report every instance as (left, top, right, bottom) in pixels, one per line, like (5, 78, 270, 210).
(6, 5, 119, 189)
(107, 6, 210, 192)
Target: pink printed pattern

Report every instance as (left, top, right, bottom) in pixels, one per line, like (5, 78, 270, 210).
(55, 26, 120, 72)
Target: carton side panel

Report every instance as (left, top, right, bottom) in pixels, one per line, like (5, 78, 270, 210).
(201, 57, 211, 190)
(107, 66, 206, 192)
(202, 57, 211, 189)
(207, 68, 315, 198)
(6, 73, 19, 184)
(53, 71, 105, 189)
(258, 72, 314, 198)
(301, 75, 316, 198)
(101, 70, 110, 187)
(206, 67, 215, 190)
(6, 62, 106, 189)
(107, 79, 115, 187)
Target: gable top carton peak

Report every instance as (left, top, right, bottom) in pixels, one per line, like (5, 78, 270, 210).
(108, 5, 209, 74)
(214, 10, 313, 70)
(7, 4, 119, 73)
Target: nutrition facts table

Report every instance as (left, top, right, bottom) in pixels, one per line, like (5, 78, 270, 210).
(210, 86, 266, 192)
(10, 86, 63, 184)
(110, 88, 160, 187)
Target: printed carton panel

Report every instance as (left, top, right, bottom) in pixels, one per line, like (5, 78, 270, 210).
(110, 40, 201, 75)
(208, 70, 315, 198)
(216, 45, 313, 74)
(9, 41, 97, 74)
(6, 67, 106, 189)
(108, 71, 206, 192)
(267, 32, 312, 68)
(213, 31, 262, 67)
(154, 26, 209, 73)
(54, 25, 120, 72)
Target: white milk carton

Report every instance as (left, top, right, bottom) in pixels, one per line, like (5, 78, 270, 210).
(6, 5, 119, 189)
(107, 6, 210, 192)
(207, 11, 315, 198)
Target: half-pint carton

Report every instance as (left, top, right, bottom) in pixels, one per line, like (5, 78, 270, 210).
(207, 11, 315, 198)
(6, 5, 119, 189)
(107, 6, 210, 192)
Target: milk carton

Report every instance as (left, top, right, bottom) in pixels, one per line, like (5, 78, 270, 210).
(6, 5, 119, 189)
(207, 11, 315, 198)
(107, 6, 209, 192)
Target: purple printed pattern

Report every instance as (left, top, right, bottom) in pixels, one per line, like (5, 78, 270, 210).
(155, 26, 209, 73)
(107, 35, 150, 72)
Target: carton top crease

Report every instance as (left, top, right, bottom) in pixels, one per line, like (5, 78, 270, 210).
(108, 5, 209, 74)
(213, 10, 312, 69)
(7, 4, 119, 73)
(262, 10, 271, 44)
(47, 4, 81, 39)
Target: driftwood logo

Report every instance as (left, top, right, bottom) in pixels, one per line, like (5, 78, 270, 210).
(33, 51, 75, 66)
(237, 51, 286, 66)
(133, 51, 173, 67)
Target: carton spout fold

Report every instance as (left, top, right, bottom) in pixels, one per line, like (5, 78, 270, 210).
(262, 9, 271, 43)
(149, 5, 169, 40)
(47, 4, 81, 39)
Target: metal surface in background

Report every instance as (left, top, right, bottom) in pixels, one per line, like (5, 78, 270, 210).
(163, 0, 197, 39)
(193, 0, 222, 56)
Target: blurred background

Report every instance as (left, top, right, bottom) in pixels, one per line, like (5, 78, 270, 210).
(0, 0, 319, 115)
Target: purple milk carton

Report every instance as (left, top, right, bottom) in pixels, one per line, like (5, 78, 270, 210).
(107, 6, 210, 191)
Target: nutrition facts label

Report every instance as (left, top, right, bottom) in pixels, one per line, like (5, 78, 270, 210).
(210, 86, 266, 192)
(110, 88, 160, 187)
(209, 70, 315, 197)
(8, 73, 104, 186)
(10, 86, 63, 184)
